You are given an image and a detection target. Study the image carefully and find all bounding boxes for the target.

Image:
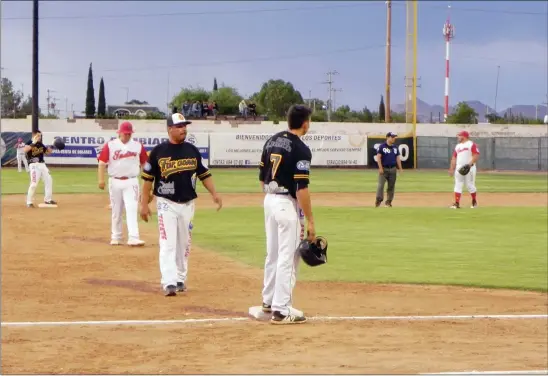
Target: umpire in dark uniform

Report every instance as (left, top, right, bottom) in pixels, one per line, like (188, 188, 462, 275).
(375, 132, 403, 207)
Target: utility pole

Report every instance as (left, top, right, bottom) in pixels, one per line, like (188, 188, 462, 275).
(321, 70, 338, 121)
(32, 0, 39, 133)
(332, 88, 342, 111)
(308, 89, 312, 108)
(46, 89, 55, 116)
(385, 0, 392, 122)
(121, 86, 129, 103)
(494, 65, 500, 114)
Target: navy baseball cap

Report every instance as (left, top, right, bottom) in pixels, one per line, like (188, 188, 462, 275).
(167, 113, 192, 127)
(386, 132, 397, 138)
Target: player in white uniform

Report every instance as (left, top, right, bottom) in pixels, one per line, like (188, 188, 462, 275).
(25, 131, 57, 208)
(449, 130, 480, 209)
(258, 105, 315, 325)
(98, 121, 148, 246)
(15, 138, 29, 172)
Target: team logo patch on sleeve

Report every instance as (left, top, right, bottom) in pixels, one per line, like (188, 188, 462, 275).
(296, 160, 310, 171)
(143, 162, 152, 172)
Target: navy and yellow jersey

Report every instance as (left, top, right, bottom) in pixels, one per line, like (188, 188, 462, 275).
(259, 131, 312, 199)
(25, 140, 48, 164)
(141, 141, 211, 203)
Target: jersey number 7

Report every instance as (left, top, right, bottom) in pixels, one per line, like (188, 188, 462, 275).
(270, 153, 282, 179)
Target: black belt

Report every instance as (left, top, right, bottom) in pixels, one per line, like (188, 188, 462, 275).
(383, 165, 396, 168)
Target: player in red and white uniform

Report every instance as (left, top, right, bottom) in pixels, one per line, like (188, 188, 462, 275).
(448, 130, 480, 209)
(98, 121, 148, 246)
(15, 137, 29, 172)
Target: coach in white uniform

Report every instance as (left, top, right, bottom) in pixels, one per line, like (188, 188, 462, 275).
(98, 121, 148, 246)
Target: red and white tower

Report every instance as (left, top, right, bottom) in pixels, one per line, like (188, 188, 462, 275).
(442, 5, 454, 122)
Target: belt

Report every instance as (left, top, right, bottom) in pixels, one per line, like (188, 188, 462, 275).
(112, 176, 136, 180)
(383, 165, 396, 168)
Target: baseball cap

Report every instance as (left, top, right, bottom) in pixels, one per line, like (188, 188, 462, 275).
(457, 130, 469, 138)
(167, 113, 192, 127)
(117, 121, 134, 134)
(386, 132, 398, 138)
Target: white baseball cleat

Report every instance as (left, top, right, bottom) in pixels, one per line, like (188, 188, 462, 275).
(127, 239, 145, 247)
(110, 239, 122, 246)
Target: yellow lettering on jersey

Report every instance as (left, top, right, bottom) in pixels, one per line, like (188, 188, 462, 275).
(158, 157, 197, 178)
(31, 147, 44, 156)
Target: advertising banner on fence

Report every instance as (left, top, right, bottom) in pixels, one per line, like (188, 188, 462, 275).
(0, 132, 33, 167)
(209, 133, 368, 167)
(367, 136, 415, 169)
(38, 132, 209, 166)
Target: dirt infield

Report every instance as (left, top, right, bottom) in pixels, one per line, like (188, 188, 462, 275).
(2, 193, 547, 374)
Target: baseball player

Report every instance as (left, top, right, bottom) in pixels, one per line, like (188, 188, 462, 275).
(24, 131, 57, 208)
(140, 112, 222, 297)
(15, 138, 29, 172)
(375, 132, 403, 207)
(259, 104, 315, 325)
(98, 121, 148, 246)
(449, 130, 480, 209)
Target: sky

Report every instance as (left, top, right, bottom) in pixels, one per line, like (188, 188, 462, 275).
(1, 0, 547, 117)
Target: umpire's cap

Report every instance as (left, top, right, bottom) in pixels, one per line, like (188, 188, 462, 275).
(167, 112, 192, 127)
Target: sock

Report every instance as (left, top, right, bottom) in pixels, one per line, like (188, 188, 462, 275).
(471, 192, 477, 201)
(455, 192, 462, 203)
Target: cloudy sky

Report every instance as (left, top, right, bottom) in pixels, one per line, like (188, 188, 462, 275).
(1, 1, 547, 116)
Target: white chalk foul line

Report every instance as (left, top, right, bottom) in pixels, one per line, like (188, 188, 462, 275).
(2, 314, 547, 327)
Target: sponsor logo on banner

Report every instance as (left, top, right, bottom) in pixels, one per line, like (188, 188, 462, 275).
(39, 132, 209, 166)
(209, 133, 368, 167)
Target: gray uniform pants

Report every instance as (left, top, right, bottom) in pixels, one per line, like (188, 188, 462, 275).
(376, 167, 397, 203)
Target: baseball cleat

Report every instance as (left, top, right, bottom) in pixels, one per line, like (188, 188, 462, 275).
(262, 303, 272, 313)
(127, 239, 145, 247)
(471, 200, 478, 208)
(110, 239, 122, 246)
(385, 201, 392, 207)
(271, 311, 307, 325)
(44, 200, 58, 205)
(26, 203, 35, 208)
(165, 285, 177, 297)
(176, 282, 186, 292)
(450, 202, 460, 209)
(375, 200, 382, 207)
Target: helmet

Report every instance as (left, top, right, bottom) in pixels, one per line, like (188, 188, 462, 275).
(297, 236, 328, 267)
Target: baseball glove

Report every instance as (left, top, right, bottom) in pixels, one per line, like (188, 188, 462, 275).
(297, 236, 328, 267)
(458, 164, 471, 175)
(53, 137, 65, 150)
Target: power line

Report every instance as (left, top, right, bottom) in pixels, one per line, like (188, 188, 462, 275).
(17, 44, 387, 77)
(3, 2, 545, 21)
(1, 3, 382, 21)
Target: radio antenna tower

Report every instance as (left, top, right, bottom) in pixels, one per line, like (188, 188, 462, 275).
(442, 3, 455, 122)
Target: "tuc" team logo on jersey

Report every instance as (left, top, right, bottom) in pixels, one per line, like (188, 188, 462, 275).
(112, 150, 138, 160)
(157, 157, 197, 178)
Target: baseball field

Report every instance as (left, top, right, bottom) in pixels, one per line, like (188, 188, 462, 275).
(2, 167, 547, 374)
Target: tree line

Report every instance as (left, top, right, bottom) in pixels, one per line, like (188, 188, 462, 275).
(1, 66, 544, 125)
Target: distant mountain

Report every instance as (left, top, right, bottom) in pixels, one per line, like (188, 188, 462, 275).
(392, 98, 547, 123)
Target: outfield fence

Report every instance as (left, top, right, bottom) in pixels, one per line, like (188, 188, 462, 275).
(418, 136, 548, 171)
(1, 129, 546, 171)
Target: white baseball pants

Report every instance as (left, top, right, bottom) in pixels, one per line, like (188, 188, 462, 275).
(27, 163, 53, 204)
(17, 154, 29, 172)
(454, 165, 477, 194)
(262, 193, 305, 316)
(156, 197, 195, 290)
(108, 177, 140, 242)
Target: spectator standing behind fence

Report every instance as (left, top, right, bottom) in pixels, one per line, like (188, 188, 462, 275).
(182, 101, 190, 117)
(239, 99, 247, 117)
(375, 132, 403, 207)
(213, 101, 219, 116)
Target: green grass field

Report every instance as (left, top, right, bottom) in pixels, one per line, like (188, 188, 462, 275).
(2, 167, 547, 291)
(1, 167, 547, 194)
